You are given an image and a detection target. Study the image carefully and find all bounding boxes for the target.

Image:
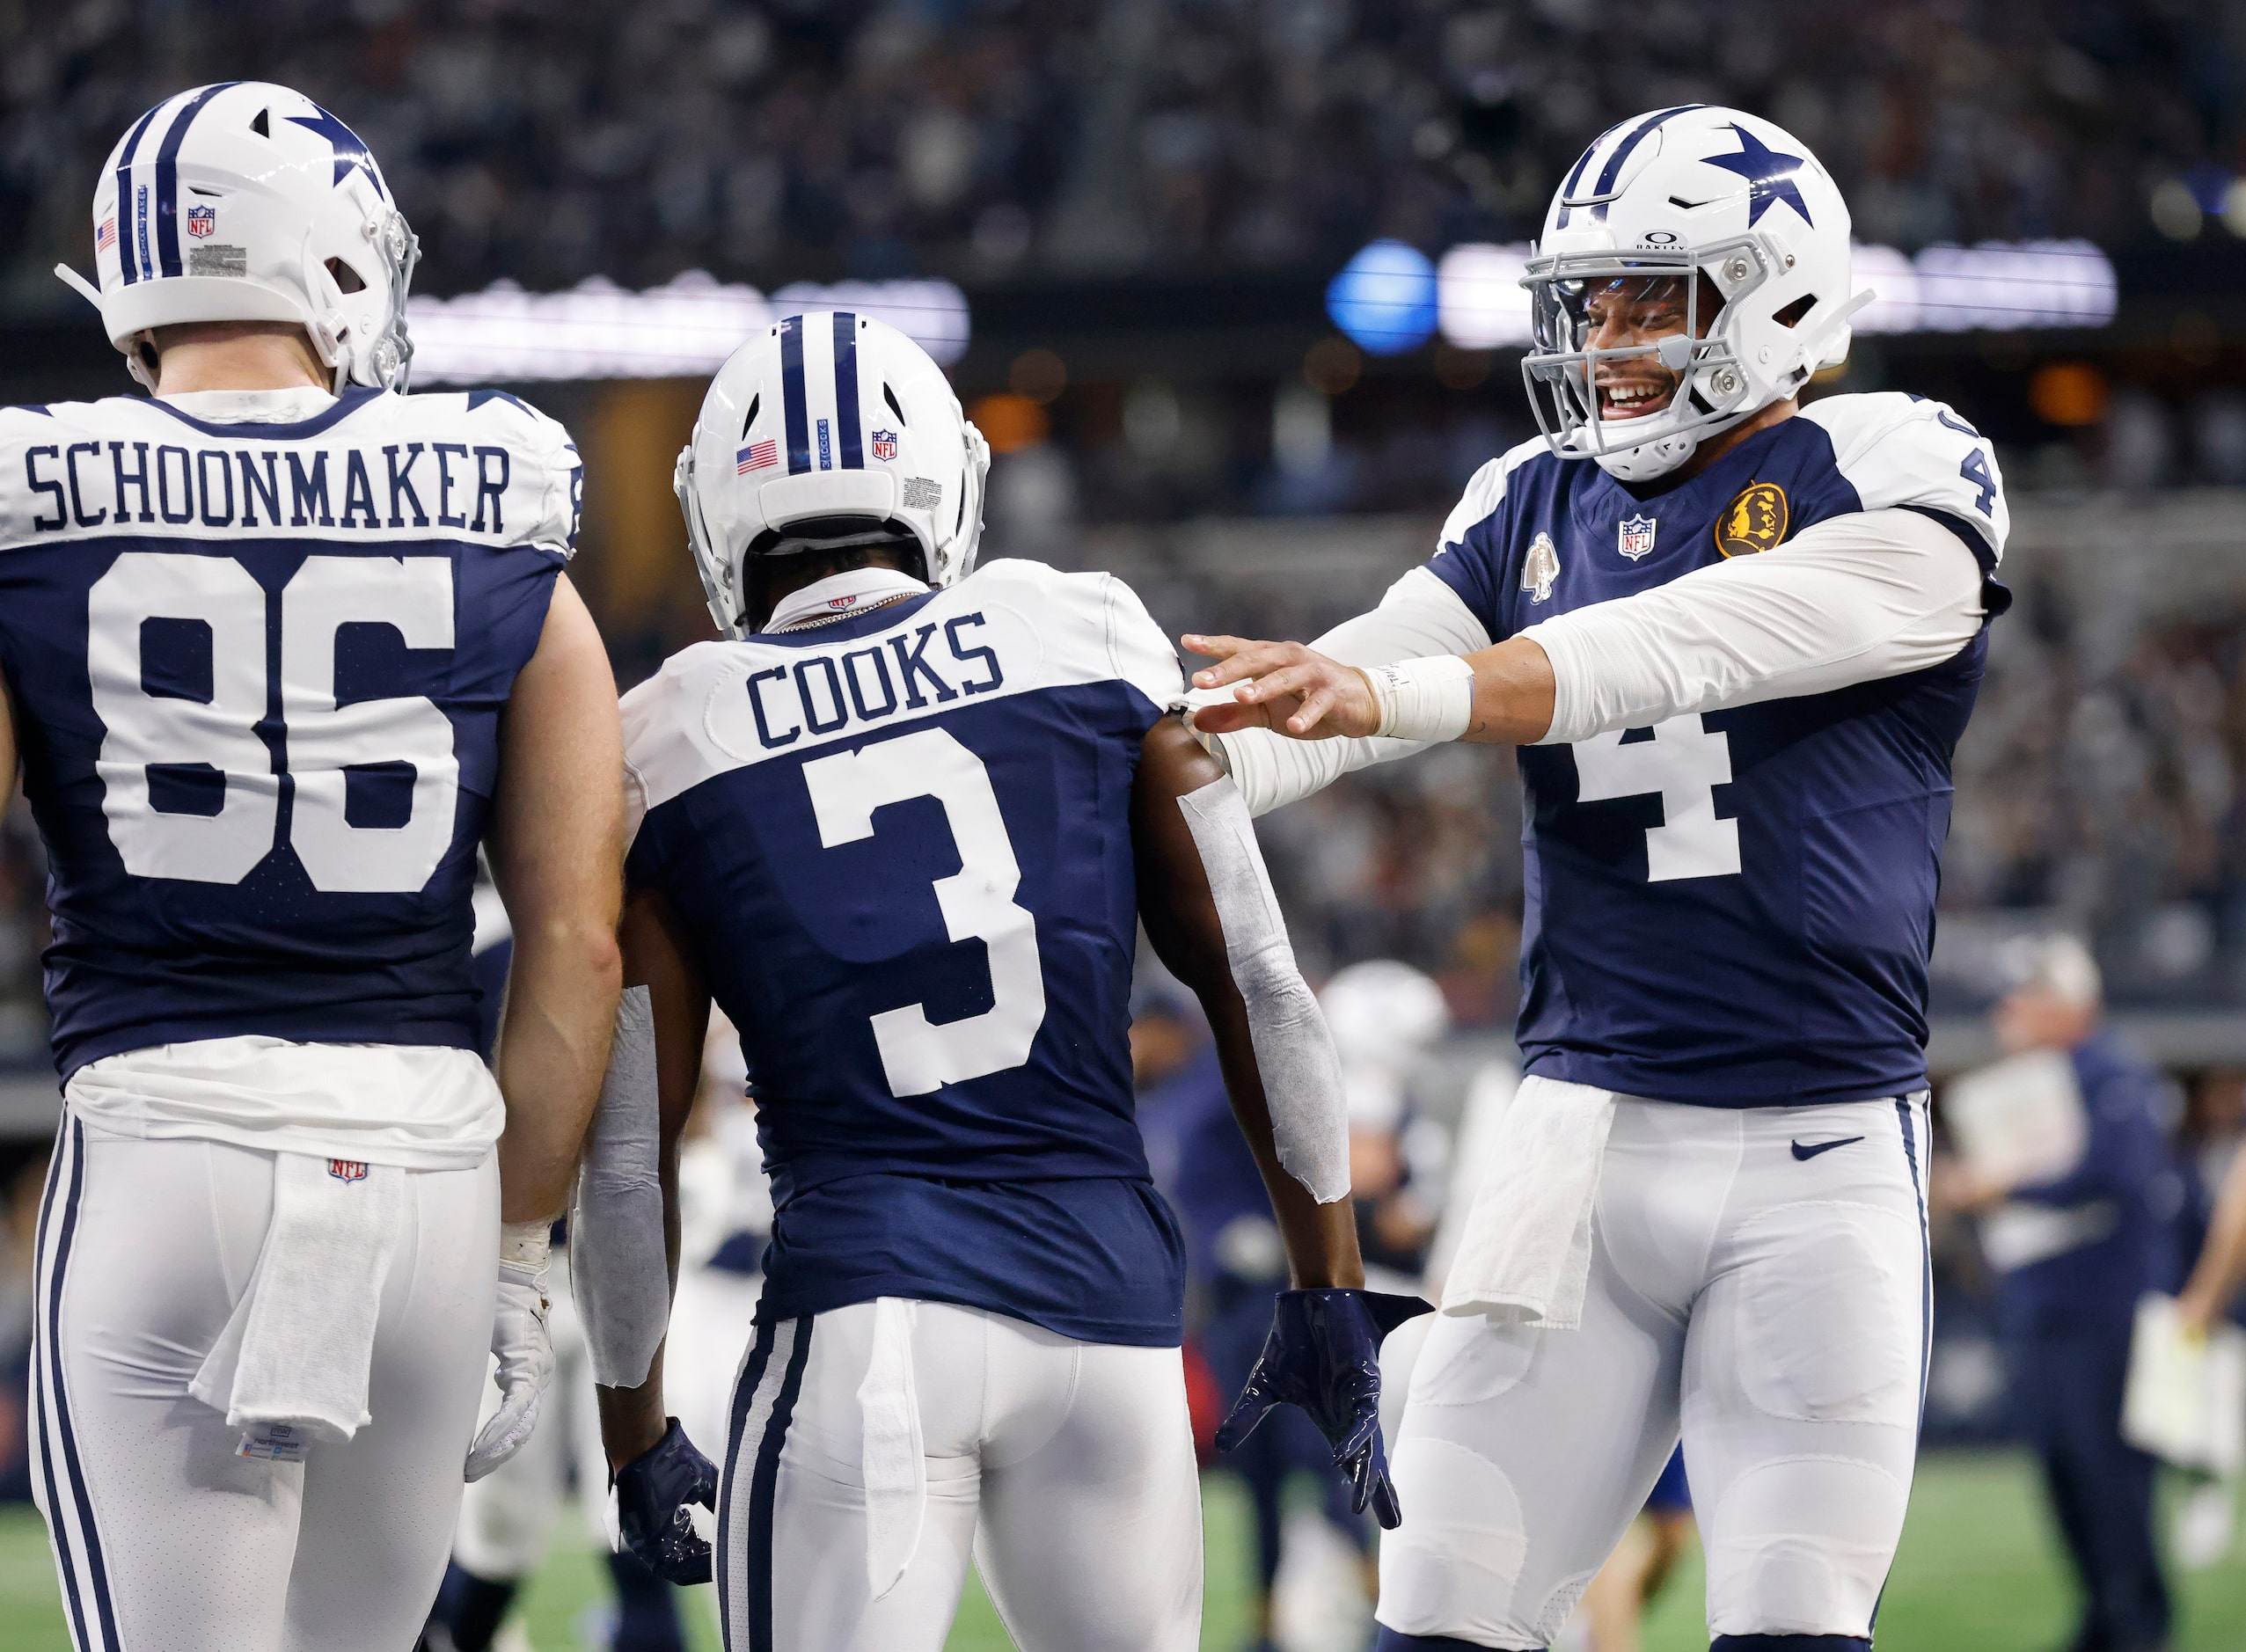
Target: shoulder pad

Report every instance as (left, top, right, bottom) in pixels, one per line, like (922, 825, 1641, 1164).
(1800, 392, 2008, 564)
(1437, 436, 1547, 556)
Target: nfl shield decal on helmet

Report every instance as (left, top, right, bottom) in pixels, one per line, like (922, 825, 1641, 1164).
(186, 204, 216, 239)
(871, 428, 899, 461)
(1521, 531, 1562, 603)
(1617, 513, 1657, 560)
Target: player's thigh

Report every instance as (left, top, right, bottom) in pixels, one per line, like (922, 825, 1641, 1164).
(37, 1121, 300, 1652)
(974, 1332, 1202, 1652)
(1379, 1241, 1685, 1649)
(718, 1304, 982, 1652)
(284, 1155, 498, 1651)
(1685, 1100, 1928, 1640)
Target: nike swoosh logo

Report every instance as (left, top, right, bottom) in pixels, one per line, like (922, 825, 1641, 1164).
(1791, 1136, 1865, 1160)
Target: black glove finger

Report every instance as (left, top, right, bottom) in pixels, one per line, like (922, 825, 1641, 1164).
(1368, 1463, 1404, 1530)
(662, 1522, 714, 1587)
(1214, 1382, 1278, 1453)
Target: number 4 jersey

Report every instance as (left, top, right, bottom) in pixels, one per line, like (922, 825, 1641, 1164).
(0, 386, 581, 1082)
(1431, 391, 2010, 1107)
(621, 560, 1190, 1344)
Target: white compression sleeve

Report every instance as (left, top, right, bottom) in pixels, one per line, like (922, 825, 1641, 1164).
(1522, 508, 1988, 745)
(568, 986, 670, 1389)
(1195, 567, 1493, 816)
(1177, 776, 1351, 1203)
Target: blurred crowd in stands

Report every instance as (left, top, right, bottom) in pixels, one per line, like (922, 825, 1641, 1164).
(0, 0, 2235, 304)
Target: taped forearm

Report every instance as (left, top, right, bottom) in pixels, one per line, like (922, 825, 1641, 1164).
(1177, 777, 1350, 1203)
(1196, 567, 1494, 815)
(569, 986, 670, 1389)
(1523, 508, 1986, 745)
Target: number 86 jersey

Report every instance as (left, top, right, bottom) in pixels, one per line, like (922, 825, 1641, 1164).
(1431, 391, 2010, 1107)
(0, 388, 581, 1078)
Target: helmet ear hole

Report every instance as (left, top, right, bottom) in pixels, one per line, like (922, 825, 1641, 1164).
(251, 107, 270, 137)
(741, 394, 760, 439)
(324, 257, 367, 295)
(883, 384, 908, 425)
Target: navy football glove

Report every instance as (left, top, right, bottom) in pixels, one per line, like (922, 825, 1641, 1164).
(1215, 1288, 1432, 1528)
(613, 1417, 718, 1585)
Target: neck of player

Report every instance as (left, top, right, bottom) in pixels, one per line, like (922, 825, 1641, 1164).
(1663, 396, 1797, 486)
(150, 321, 332, 398)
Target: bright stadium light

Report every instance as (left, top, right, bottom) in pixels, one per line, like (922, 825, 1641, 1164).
(1327, 239, 1440, 355)
(407, 271, 972, 384)
(1433, 238, 2118, 347)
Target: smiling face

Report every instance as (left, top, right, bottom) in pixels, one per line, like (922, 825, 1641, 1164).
(1581, 272, 1719, 422)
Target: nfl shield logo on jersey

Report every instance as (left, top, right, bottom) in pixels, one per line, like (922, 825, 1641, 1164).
(186, 204, 216, 239)
(871, 428, 899, 461)
(327, 1158, 369, 1183)
(1617, 514, 1657, 560)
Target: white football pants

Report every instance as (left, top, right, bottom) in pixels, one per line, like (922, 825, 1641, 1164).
(1379, 1094, 1931, 1648)
(31, 1115, 498, 1652)
(716, 1297, 1203, 1651)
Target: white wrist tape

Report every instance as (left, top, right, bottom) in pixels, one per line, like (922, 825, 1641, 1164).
(1177, 777, 1351, 1204)
(499, 1219, 552, 1274)
(569, 986, 670, 1389)
(1364, 654, 1475, 742)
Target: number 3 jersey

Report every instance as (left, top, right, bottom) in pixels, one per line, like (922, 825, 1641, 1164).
(621, 559, 1190, 1345)
(1431, 391, 2009, 1107)
(0, 387, 581, 1093)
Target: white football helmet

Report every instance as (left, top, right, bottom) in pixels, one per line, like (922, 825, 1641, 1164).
(60, 82, 418, 393)
(1521, 105, 1869, 481)
(677, 311, 991, 638)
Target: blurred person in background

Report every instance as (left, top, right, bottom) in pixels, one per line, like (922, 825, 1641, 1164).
(1934, 935, 2183, 1652)
(2176, 1069, 2246, 1341)
(1322, 962, 1452, 1292)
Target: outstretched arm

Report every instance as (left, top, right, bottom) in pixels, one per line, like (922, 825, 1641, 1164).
(1189, 508, 1982, 748)
(1132, 714, 1362, 1284)
(487, 574, 627, 1223)
(2181, 1145, 2246, 1336)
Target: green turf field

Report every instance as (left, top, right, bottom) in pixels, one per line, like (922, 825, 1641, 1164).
(1, 1452, 2241, 1649)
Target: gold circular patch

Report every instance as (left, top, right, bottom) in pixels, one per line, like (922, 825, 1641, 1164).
(1716, 480, 1789, 557)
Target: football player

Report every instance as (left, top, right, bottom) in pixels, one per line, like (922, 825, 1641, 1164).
(1187, 105, 2007, 1652)
(577, 313, 1422, 1650)
(0, 84, 623, 1652)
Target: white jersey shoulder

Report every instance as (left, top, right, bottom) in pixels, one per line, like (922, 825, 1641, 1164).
(1799, 391, 2008, 565)
(621, 557, 1183, 837)
(1435, 435, 1549, 556)
(0, 389, 582, 557)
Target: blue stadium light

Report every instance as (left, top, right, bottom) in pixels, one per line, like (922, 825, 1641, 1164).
(1326, 240, 1438, 355)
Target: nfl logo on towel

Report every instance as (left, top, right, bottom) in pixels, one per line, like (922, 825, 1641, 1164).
(186, 204, 216, 239)
(1617, 514, 1657, 560)
(327, 1159, 368, 1182)
(871, 428, 898, 462)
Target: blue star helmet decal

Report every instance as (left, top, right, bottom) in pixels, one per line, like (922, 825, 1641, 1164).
(1700, 123, 1811, 228)
(287, 104, 384, 197)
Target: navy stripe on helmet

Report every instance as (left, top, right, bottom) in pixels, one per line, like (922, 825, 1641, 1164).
(747, 1317, 814, 1652)
(779, 317, 811, 476)
(41, 1122, 118, 1650)
(831, 312, 864, 470)
(1587, 104, 1706, 220)
(155, 83, 238, 280)
(112, 101, 167, 285)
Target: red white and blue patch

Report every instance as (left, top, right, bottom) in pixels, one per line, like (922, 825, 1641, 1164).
(871, 428, 898, 462)
(1618, 513, 1657, 560)
(96, 216, 117, 251)
(737, 439, 779, 474)
(186, 204, 216, 239)
(327, 1158, 369, 1182)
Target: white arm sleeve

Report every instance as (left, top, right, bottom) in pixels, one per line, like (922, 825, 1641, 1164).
(568, 987, 671, 1389)
(1522, 508, 1987, 745)
(1177, 776, 1351, 1202)
(1197, 567, 1493, 816)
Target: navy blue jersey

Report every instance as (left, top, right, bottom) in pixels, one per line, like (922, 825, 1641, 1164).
(0, 388, 581, 1076)
(1430, 392, 2008, 1106)
(622, 559, 1190, 1344)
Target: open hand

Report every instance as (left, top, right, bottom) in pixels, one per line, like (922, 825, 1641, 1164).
(1182, 633, 1380, 740)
